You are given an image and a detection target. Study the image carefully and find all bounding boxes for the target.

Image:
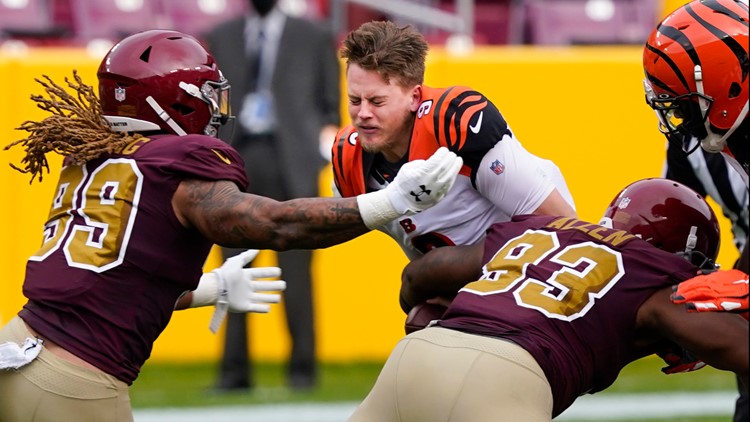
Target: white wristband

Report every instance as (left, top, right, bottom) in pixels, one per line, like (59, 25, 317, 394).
(357, 189, 400, 229)
(190, 271, 230, 333)
(209, 270, 229, 334)
(190, 272, 218, 308)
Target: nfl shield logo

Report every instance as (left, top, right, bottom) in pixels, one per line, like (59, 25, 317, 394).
(114, 87, 126, 102)
(489, 159, 505, 175)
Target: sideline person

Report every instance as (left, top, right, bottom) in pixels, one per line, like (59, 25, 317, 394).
(204, 0, 342, 391)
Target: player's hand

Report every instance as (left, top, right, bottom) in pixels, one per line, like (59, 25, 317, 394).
(216, 249, 286, 314)
(655, 344, 706, 374)
(386, 147, 463, 214)
(671, 269, 749, 317)
(191, 250, 286, 333)
(357, 147, 463, 228)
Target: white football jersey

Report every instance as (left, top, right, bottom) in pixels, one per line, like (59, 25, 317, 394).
(372, 133, 573, 260)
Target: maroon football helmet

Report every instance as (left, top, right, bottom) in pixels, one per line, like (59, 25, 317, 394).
(98, 30, 231, 137)
(600, 178, 720, 269)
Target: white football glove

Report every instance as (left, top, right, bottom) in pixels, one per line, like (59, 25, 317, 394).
(191, 249, 286, 333)
(357, 147, 463, 229)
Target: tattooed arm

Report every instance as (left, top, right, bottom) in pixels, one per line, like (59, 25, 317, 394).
(400, 242, 485, 311)
(173, 179, 369, 250)
(173, 146, 463, 249)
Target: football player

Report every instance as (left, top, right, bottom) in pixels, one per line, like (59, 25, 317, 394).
(642, 4, 749, 418)
(0, 30, 462, 420)
(332, 21, 577, 279)
(350, 178, 748, 421)
(643, 0, 748, 185)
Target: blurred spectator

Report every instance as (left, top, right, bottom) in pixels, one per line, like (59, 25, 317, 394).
(204, 0, 341, 391)
(0, 0, 71, 46)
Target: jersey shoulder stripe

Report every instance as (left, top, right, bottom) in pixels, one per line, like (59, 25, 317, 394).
(413, 86, 510, 177)
(331, 125, 367, 197)
(434, 86, 487, 151)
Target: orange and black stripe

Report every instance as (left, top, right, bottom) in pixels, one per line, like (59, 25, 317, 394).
(645, 0, 748, 95)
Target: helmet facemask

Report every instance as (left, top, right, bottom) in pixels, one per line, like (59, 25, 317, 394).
(176, 74, 232, 137)
(644, 68, 713, 155)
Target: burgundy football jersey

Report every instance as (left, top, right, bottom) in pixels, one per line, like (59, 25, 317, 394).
(438, 214, 699, 417)
(19, 134, 247, 384)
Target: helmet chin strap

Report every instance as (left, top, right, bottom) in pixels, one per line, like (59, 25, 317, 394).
(694, 65, 749, 153)
(701, 101, 749, 153)
(146, 96, 187, 136)
(683, 226, 698, 256)
(681, 225, 715, 271)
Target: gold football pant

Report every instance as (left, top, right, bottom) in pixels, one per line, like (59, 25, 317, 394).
(348, 326, 553, 422)
(0, 316, 131, 422)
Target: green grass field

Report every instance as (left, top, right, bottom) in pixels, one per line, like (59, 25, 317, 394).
(131, 355, 740, 421)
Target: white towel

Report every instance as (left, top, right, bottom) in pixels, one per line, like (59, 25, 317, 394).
(0, 337, 43, 369)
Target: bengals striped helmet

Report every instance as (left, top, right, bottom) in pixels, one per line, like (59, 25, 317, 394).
(642, 0, 748, 155)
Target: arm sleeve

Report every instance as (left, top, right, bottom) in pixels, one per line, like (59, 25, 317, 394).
(474, 134, 571, 216)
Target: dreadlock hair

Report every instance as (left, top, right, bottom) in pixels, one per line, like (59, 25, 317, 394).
(4, 71, 145, 184)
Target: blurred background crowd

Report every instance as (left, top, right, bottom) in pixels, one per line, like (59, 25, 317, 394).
(0, 0, 682, 51)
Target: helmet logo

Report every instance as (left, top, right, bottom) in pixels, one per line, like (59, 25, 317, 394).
(618, 197, 631, 209)
(115, 87, 126, 102)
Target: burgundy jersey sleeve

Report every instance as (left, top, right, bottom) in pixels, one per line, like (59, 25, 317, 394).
(439, 215, 698, 417)
(19, 134, 247, 384)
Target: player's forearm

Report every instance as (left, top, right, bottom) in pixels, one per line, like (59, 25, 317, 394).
(212, 195, 369, 251)
(179, 147, 462, 250)
(241, 196, 371, 250)
(176, 179, 370, 250)
(174, 292, 193, 310)
(401, 243, 483, 306)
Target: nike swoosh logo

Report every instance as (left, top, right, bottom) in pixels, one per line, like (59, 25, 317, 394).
(469, 111, 483, 134)
(211, 149, 232, 165)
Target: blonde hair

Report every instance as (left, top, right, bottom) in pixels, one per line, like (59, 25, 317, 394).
(5, 71, 143, 183)
(340, 20, 428, 87)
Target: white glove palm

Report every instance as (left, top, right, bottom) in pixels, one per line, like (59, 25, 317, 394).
(358, 147, 463, 228)
(191, 249, 286, 333)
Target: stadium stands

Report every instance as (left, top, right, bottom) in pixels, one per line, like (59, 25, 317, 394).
(0, 0, 70, 44)
(0, 0, 663, 47)
(521, 0, 659, 45)
(68, 0, 164, 42)
(159, 0, 248, 40)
